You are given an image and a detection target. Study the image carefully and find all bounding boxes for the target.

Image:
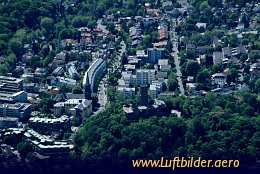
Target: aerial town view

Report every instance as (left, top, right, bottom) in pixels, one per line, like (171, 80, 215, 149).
(0, 0, 259, 173)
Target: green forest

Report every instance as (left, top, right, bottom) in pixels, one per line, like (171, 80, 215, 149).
(73, 92, 260, 167)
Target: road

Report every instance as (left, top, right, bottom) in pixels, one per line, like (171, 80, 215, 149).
(170, 19, 185, 96)
(94, 23, 127, 113)
(97, 77, 108, 109)
(92, 20, 110, 115)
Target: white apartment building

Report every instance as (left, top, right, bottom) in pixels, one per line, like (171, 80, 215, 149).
(150, 85, 158, 100)
(117, 87, 135, 99)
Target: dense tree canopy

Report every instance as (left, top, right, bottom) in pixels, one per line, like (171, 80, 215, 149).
(74, 92, 260, 168)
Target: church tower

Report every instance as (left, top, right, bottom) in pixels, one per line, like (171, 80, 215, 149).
(84, 73, 91, 100)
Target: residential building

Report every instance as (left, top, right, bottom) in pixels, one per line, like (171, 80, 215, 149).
(136, 69, 154, 86)
(64, 99, 92, 117)
(67, 63, 79, 80)
(162, 1, 173, 11)
(150, 85, 158, 100)
(53, 102, 65, 116)
(28, 115, 70, 134)
(83, 58, 106, 93)
(0, 103, 32, 119)
(117, 87, 135, 99)
(56, 77, 77, 89)
(159, 29, 169, 41)
(157, 59, 171, 78)
(51, 67, 64, 76)
(23, 129, 73, 156)
(0, 117, 18, 129)
(212, 73, 226, 87)
(0, 76, 23, 92)
(0, 91, 28, 104)
(142, 17, 158, 27)
(147, 48, 165, 64)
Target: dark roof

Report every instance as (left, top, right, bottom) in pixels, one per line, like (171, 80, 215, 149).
(65, 93, 85, 99)
(186, 44, 196, 49)
(236, 45, 247, 54)
(222, 47, 232, 57)
(212, 36, 220, 46)
(162, 1, 172, 8)
(213, 52, 223, 64)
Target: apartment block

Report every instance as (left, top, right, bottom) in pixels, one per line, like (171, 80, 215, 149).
(0, 103, 32, 119)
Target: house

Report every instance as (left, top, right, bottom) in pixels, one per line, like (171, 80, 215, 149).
(56, 77, 77, 89)
(142, 17, 158, 27)
(186, 44, 196, 54)
(250, 63, 260, 77)
(196, 23, 207, 29)
(162, 1, 173, 11)
(197, 45, 213, 54)
(212, 36, 222, 48)
(153, 41, 168, 48)
(236, 23, 245, 33)
(159, 29, 169, 41)
(212, 73, 226, 88)
(65, 99, 92, 117)
(146, 9, 160, 17)
(51, 67, 64, 76)
(222, 45, 247, 64)
(168, 9, 181, 18)
(67, 63, 79, 80)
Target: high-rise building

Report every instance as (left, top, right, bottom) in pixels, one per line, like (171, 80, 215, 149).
(150, 84, 158, 100)
(147, 48, 165, 64)
(140, 85, 148, 106)
(136, 69, 153, 86)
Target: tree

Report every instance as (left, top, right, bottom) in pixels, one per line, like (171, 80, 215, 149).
(168, 78, 178, 92)
(40, 17, 54, 33)
(207, 0, 222, 7)
(17, 142, 31, 158)
(59, 29, 73, 40)
(60, 84, 71, 93)
(72, 16, 88, 28)
(9, 38, 24, 59)
(226, 74, 232, 85)
(230, 68, 238, 82)
(255, 79, 260, 93)
(185, 60, 200, 76)
(249, 50, 260, 63)
(196, 69, 211, 84)
(106, 23, 116, 34)
(91, 93, 98, 106)
(241, 39, 249, 45)
(73, 85, 83, 94)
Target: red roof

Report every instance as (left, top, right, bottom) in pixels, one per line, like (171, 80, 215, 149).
(84, 38, 92, 43)
(81, 33, 92, 37)
(64, 39, 77, 44)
